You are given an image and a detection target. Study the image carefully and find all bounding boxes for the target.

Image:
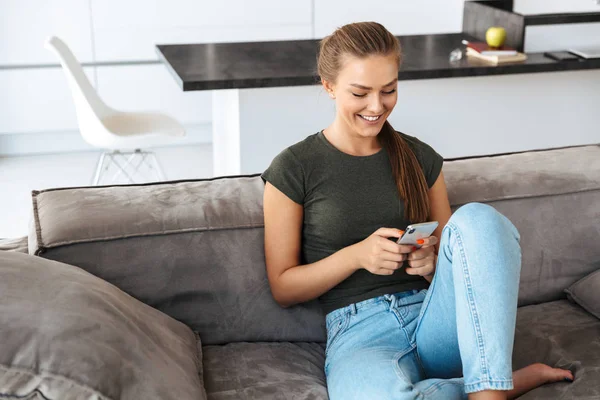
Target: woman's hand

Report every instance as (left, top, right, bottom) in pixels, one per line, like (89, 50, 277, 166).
(352, 228, 414, 276)
(405, 236, 438, 277)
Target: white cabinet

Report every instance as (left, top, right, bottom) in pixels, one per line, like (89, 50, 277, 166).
(0, 0, 93, 65)
(314, 0, 464, 38)
(90, 0, 313, 61)
(0, 67, 95, 134)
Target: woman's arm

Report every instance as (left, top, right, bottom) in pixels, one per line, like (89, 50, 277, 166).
(263, 181, 408, 307)
(263, 182, 361, 308)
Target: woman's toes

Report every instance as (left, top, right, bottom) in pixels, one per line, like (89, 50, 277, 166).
(560, 369, 575, 382)
(546, 366, 574, 383)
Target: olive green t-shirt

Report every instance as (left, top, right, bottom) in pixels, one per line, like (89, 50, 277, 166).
(261, 130, 444, 315)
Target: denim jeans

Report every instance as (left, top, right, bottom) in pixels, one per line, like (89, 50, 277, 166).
(324, 203, 522, 399)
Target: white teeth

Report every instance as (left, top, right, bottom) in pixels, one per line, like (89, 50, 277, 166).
(359, 114, 381, 121)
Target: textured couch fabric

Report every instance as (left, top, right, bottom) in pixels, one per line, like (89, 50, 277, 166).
(0, 251, 206, 400)
(513, 300, 600, 400)
(203, 342, 327, 399)
(18, 144, 600, 399)
(28, 176, 325, 345)
(564, 269, 600, 320)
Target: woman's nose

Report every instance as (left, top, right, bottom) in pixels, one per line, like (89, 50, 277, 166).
(367, 95, 385, 113)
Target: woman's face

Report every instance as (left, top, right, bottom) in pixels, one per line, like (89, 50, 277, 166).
(326, 54, 399, 139)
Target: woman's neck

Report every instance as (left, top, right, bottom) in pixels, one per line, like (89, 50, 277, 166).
(324, 118, 382, 157)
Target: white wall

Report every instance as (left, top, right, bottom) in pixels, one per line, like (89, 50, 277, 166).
(91, 0, 313, 62)
(513, 0, 600, 15)
(0, 0, 468, 156)
(314, 0, 464, 38)
(525, 22, 600, 52)
(0, 0, 599, 157)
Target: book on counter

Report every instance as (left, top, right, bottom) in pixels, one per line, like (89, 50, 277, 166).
(466, 41, 518, 56)
(465, 47, 527, 65)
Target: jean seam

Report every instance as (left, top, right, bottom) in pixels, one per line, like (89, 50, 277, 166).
(464, 379, 514, 393)
(392, 346, 425, 398)
(448, 222, 491, 381)
(421, 378, 462, 396)
(413, 250, 442, 370)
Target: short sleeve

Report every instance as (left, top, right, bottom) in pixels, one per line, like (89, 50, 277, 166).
(261, 148, 305, 205)
(421, 143, 444, 188)
(402, 134, 444, 188)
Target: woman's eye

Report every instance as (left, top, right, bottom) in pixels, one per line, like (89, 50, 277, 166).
(352, 93, 367, 98)
(383, 89, 397, 95)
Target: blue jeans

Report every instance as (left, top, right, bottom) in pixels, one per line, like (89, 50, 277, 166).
(324, 203, 522, 399)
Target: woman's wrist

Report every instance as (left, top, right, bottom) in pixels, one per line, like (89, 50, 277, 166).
(342, 243, 363, 273)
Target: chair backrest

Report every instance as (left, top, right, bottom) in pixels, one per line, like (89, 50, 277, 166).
(45, 36, 113, 147)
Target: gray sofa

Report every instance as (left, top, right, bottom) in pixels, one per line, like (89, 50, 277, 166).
(1, 144, 600, 400)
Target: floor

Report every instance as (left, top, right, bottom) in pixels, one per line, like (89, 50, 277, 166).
(0, 145, 213, 238)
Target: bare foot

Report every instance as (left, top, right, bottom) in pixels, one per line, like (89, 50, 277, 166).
(507, 363, 574, 399)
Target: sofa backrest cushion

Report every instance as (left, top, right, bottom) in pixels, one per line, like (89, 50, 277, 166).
(29, 176, 326, 345)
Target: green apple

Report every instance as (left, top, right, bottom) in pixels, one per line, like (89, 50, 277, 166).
(486, 27, 507, 48)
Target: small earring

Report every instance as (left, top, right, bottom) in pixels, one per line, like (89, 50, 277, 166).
(329, 92, 335, 99)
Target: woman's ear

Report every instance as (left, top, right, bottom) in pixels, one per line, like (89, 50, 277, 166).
(322, 79, 336, 99)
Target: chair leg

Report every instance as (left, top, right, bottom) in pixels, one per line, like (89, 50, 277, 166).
(110, 151, 138, 184)
(92, 152, 107, 186)
(93, 150, 166, 185)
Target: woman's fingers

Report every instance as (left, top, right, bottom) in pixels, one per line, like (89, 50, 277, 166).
(406, 256, 431, 268)
(417, 235, 438, 248)
(381, 251, 406, 263)
(375, 227, 404, 240)
(406, 257, 436, 275)
(379, 237, 414, 254)
(381, 260, 404, 271)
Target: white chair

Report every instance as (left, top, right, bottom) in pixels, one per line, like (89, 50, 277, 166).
(45, 36, 186, 185)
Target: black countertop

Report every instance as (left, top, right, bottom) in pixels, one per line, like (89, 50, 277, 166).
(156, 33, 600, 91)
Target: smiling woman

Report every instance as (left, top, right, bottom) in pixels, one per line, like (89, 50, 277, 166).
(260, 21, 573, 400)
(317, 24, 431, 224)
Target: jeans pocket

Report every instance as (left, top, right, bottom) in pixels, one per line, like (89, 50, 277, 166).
(325, 313, 350, 359)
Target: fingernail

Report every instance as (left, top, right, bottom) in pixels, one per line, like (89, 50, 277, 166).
(417, 239, 425, 244)
(398, 230, 404, 235)
(412, 246, 417, 251)
(564, 378, 574, 382)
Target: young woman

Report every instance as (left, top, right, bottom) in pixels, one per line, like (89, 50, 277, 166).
(261, 22, 574, 400)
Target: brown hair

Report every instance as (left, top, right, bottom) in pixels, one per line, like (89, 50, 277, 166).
(317, 21, 430, 223)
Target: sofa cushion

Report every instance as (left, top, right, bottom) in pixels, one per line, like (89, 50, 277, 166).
(512, 299, 600, 399)
(564, 268, 600, 320)
(0, 251, 206, 400)
(445, 145, 600, 306)
(28, 176, 326, 345)
(202, 342, 327, 400)
(0, 236, 28, 253)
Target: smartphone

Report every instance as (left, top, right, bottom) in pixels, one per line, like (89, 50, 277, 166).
(397, 221, 439, 248)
